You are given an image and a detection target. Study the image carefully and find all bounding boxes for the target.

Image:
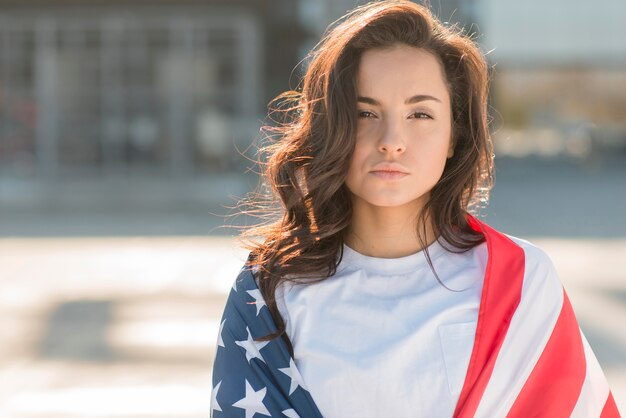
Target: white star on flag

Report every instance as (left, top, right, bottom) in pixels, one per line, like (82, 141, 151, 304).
(282, 408, 301, 418)
(235, 326, 269, 363)
(232, 379, 271, 418)
(278, 358, 308, 395)
(217, 319, 226, 348)
(246, 289, 267, 316)
(211, 381, 222, 413)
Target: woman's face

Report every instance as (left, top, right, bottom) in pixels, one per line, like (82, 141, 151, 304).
(345, 44, 454, 211)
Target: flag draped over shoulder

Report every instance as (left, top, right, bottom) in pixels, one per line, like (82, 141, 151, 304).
(210, 215, 621, 418)
(210, 259, 323, 418)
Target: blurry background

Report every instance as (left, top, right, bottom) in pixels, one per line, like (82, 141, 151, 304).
(0, 0, 625, 416)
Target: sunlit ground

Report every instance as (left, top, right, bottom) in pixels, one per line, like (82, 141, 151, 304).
(0, 235, 624, 417)
(0, 237, 247, 418)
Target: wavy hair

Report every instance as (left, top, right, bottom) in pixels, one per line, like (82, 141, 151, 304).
(235, 0, 494, 357)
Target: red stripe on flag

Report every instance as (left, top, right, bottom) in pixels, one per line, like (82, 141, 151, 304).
(453, 215, 526, 417)
(600, 391, 621, 418)
(506, 289, 586, 417)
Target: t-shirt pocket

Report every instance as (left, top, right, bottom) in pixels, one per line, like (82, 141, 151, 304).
(437, 321, 477, 399)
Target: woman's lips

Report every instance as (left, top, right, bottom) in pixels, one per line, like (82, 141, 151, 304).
(370, 170, 409, 180)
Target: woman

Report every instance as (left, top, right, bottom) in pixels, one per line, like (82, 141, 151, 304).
(210, 1, 619, 417)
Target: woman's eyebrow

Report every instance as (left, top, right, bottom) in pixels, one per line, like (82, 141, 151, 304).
(357, 94, 442, 105)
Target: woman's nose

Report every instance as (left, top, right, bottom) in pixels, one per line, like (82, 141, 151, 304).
(377, 122, 406, 154)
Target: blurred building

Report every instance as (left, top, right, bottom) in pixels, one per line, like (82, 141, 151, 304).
(475, 0, 626, 159)
(0, 0, 310, 178)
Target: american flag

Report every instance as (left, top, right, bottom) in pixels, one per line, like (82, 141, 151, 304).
(210, 215, 621, 417)
(210, 258, 323, 418)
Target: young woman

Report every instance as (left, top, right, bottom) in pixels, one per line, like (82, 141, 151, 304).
(211, 1, 619, 417)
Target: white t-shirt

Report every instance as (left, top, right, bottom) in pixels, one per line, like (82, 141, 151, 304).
(274, 238, 488, 418)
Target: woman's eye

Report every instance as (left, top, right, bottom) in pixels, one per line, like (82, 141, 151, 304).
(358, 110, 376, 118)
(411, 112, 432, 119)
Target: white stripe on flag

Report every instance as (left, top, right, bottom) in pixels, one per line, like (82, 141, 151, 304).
(570, 328, 611, 418)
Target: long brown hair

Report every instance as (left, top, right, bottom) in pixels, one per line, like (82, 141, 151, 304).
(236, 0, 494, 357)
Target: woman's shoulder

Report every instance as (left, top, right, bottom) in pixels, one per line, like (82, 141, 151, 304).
(501, 232, 556, 269)
(470, 215, 560, 284)
(493, 231, 564, 295)
(473, 216, 555, 268)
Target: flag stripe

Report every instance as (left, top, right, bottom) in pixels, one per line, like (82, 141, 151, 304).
(454, 217, 526, 417)
(600, 392, 620, 418)
(507, 290, 586, 417)
(474, 238, 564, 417)
(571, 329, 612, 417)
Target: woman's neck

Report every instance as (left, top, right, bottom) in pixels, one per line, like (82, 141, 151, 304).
(344, 201, 437, 259)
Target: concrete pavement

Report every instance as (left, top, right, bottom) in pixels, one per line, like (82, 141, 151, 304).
(0, 236, 248, 417)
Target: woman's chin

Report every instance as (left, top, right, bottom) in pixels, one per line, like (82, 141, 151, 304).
(358, 196, 424, 209)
